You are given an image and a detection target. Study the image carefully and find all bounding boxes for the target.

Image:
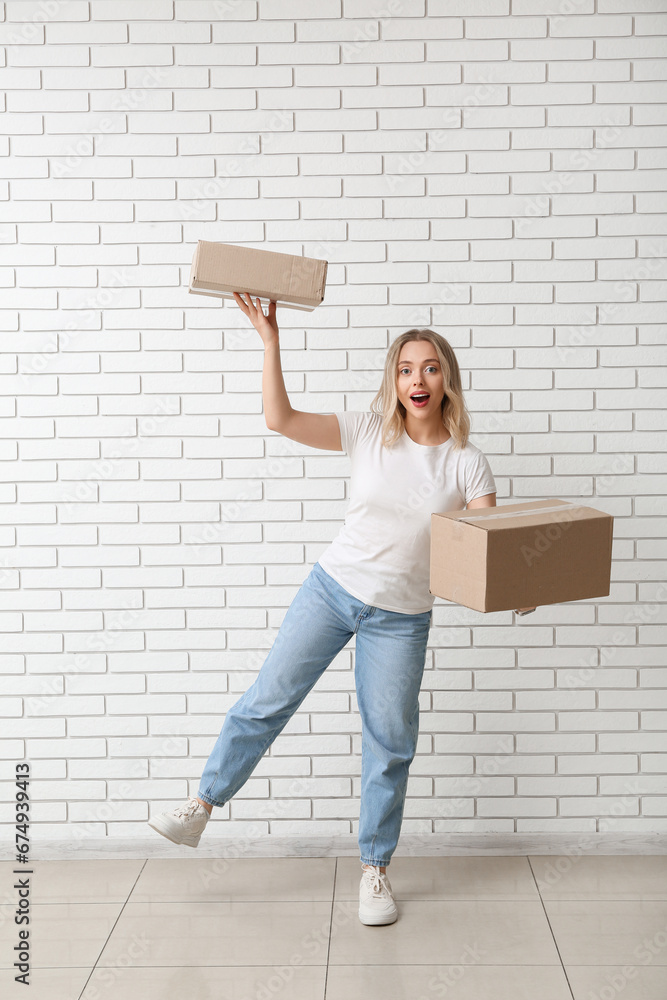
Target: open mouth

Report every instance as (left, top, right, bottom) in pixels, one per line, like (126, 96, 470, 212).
(410, 393, 430, 407)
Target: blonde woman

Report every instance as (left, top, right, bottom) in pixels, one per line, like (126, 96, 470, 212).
(148, 293, 536, 925)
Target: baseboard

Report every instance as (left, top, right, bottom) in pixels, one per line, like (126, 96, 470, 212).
(9, 832, 667, 861)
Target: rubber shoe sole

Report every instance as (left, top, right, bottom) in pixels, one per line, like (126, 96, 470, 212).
(146, 812, 207, 848)
(358, 902, 398, 925)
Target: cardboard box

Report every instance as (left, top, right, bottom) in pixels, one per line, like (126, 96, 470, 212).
(188, 240, 328, 311)
(430, 498, 614, 613)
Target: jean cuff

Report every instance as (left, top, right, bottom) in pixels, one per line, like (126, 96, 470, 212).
(197, 791, 223, 808)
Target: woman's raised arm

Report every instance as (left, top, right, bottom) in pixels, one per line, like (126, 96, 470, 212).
(232, 291, 342, 452)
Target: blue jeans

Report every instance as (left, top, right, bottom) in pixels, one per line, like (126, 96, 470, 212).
(198, 561, 432, 867)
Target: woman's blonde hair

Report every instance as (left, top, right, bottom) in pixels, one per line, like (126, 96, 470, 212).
(369, 329, 471, 451)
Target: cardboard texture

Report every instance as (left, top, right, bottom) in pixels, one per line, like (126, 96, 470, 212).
(188, 240, 328, 311)
(430, 498, 614, 614)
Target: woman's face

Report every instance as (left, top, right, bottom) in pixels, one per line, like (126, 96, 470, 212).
(396, 340, 446, 416)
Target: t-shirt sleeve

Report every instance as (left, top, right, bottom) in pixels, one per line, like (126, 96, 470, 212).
(465, 448, 497, 504)
(334, 410, 372, 457)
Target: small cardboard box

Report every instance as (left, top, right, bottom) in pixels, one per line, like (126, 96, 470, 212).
(188, 240, 328, 311)
(430, 498, 614, 613)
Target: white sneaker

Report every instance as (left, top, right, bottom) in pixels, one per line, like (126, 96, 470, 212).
(147, 796, 210, 848)
(358, 863, 398, 925)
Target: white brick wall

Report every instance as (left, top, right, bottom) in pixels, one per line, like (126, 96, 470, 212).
(1, 0, 666, 846)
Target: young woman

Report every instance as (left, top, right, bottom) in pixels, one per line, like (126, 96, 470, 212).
(148, 293, 536, 925)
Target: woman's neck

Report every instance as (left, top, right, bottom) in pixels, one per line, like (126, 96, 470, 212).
(403, 413, 451, 446)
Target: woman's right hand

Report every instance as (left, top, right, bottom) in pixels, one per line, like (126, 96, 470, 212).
(232, 292, 279, 348)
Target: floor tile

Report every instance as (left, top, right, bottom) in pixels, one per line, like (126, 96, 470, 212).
(328, 899, 561, 966)
(97, 899, 353, 968)
(335, 855, 538, 900)
(326, 964, 573, 1000)
(531, 854, 667, 899)
(80, 963, 327, 999)
(544, 900, 667, 966)
(0, 967, 92, 1000)
(0, 859, 145, 904)
(567, 965, 667, 1000)
(0, 902, 124, 969)
(130, 856, 336, 902)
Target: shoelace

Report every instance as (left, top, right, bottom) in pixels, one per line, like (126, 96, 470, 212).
(173, 796, 206, 820)
(361, 865, 391, 897)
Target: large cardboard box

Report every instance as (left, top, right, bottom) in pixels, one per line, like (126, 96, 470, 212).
(430, 498, 614, 613)
(188, 240, 328, 311)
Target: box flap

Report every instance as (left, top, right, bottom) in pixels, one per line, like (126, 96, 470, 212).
(435, 499, 608, 531)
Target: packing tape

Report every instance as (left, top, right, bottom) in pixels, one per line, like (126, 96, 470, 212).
(458, 501, 587, 523)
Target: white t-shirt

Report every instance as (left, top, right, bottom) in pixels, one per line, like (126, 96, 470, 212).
(317, 410, 497, 615)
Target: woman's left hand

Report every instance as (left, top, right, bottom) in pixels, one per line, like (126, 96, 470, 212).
(514, 606, 537, 615)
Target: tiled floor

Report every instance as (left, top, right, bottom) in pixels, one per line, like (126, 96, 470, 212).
(1, 854, 666, 999)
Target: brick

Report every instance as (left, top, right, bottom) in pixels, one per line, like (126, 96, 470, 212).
(93, 0, 173, 17)
(517, 776, 597, 795)
(260, 0, 341, 17)
(477, 798, 556, 817)
(260, 43, 340, 65)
